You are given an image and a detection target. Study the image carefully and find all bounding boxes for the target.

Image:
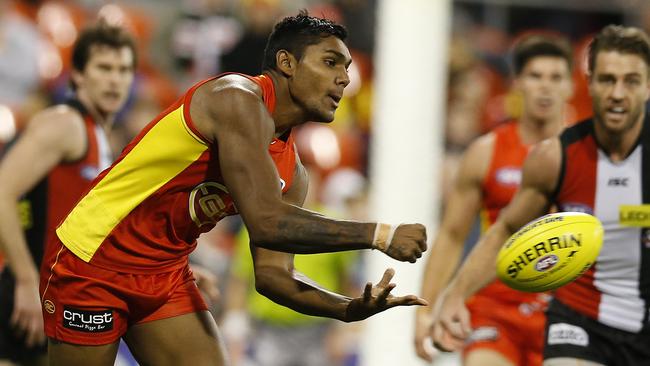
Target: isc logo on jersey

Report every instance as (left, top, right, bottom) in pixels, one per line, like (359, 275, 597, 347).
(497, 212, 604, 292)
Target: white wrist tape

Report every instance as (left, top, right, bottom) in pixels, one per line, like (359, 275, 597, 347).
(372, 223, 397, 252)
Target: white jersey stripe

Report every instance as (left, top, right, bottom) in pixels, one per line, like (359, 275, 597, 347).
(594, 146, 644, 332)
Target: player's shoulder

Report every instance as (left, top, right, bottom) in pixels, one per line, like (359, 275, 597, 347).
(199, 74, 264, 104)
(465, 130, 497, 159)
(31, 104, 83, 127)
(190, 74, 273, 141)
(558, 118, 594, 146)
(26, 104, 85, 139)
(528, 136, 562, 162)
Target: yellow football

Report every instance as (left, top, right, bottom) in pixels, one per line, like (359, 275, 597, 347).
(496, 212, 604, 292)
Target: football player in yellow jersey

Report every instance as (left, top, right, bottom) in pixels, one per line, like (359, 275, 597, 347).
(43, 11, 427, 366)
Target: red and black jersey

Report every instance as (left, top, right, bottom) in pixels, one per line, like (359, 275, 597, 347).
(553, 117, 650, 333)
(21, 99, 111, 266)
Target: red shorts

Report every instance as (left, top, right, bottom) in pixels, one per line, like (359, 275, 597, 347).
(464, 295, 547, 366)
(39, 239, 208, 346)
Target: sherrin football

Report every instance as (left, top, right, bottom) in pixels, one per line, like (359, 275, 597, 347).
(496, 212, 603, 292)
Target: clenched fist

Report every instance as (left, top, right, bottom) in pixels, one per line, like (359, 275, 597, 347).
(373, 223, 427, 263)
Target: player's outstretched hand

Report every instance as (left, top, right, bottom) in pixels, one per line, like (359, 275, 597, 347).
(344, 268, 427, 322)
(381, 224, 427, 263)
(431, 287, 471, 352)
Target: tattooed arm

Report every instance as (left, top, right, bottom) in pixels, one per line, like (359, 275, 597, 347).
(190, 76, 426, 262)
(251, 160, 427, 322)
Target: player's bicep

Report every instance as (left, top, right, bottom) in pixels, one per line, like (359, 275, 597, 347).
(441, 139, 491, 239)
(204, 89, 285, 235)
(498, 138, 561, 234)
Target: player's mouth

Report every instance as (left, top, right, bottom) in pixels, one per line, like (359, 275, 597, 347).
(327, 93, 342, 108)
(535, 97, 553, 109)
(604, 106, 627, 122)
(103, 91, 121, 101)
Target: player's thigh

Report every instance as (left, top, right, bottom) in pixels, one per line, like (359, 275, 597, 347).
(543, 357, 605, 366)
(48, 339, 119, 366)
(124, 311, 226, 366)
(465, 348, 515, 366)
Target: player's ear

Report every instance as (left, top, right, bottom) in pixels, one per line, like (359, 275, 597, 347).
(70, 68, 84, 89)
(276, 50, 296, 77)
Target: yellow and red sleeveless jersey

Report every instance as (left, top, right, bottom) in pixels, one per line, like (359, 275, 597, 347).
(23, 99, 111, 266)
(56, 74, 296, 273)
(470, 121, 547, 304)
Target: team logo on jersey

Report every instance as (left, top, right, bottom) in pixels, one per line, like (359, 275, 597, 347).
(189, 182, 236, 227)
(43, 300, 55, 314)
(62, 307, 113, 333)
(495, 167, 521, 186)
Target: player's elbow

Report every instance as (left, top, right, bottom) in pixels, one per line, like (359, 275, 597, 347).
(245, 208, 289, 249)
(246, 218, 278, 247)
(253, 265, 284, 297)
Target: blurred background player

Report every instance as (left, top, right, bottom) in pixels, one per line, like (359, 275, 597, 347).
(432, 24, 650, 366)
(414, 33, 574, 366)
(0, 21, 136, 366)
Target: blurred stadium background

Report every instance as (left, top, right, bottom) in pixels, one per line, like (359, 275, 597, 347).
(0, 0, 647, 365)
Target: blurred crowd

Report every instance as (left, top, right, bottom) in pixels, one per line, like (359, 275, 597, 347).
(0, 0, 647, 365)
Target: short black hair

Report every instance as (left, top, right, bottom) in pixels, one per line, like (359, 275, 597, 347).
(71, 20, 137, 89)
(262, 10, 347, 72)
(588, 25, 650, 74)
(511, 33, 573, 75)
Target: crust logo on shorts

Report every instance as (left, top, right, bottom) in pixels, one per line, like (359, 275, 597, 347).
(62, 307, 113, 333)
(189, 182, 236, 227)
(43, 300, 55, 314)
(548, 323, 588, 346)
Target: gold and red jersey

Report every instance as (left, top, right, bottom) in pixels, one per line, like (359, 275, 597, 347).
(22, 99, 112, 267)
(56, 74, 297, 273)
(470, 121, 548, 305)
